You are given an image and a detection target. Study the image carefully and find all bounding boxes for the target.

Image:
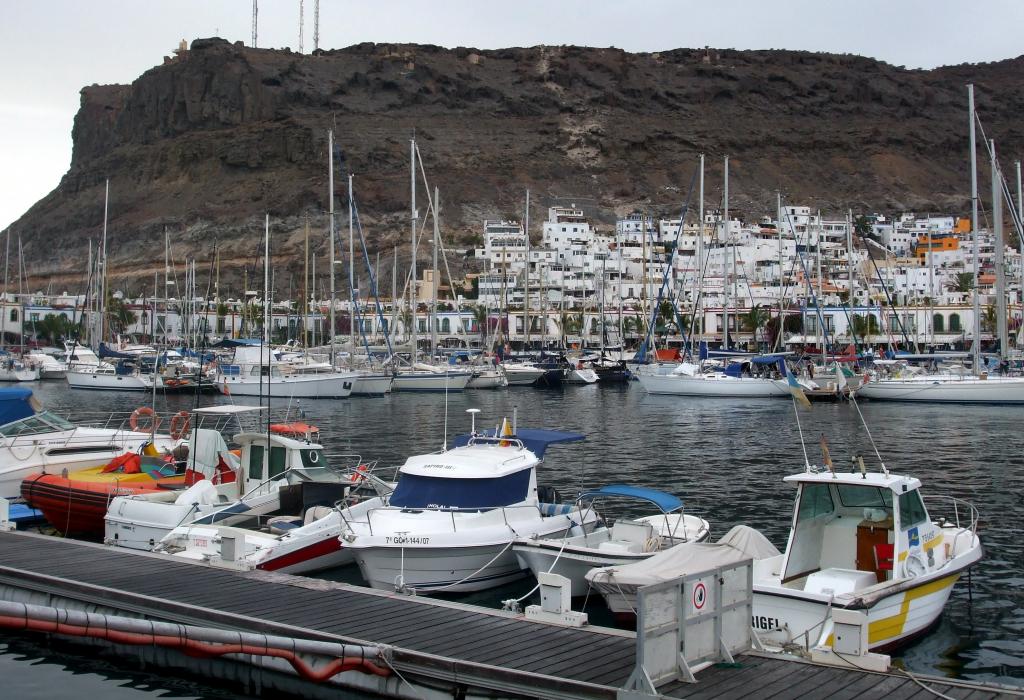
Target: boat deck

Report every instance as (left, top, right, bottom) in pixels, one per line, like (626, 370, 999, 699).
(0, 530, 1018, 699)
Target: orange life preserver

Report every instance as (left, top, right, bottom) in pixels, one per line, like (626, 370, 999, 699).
(169, 411, 191, 440)
(350, 463, 369, 484)
(129, 407, 160, 433)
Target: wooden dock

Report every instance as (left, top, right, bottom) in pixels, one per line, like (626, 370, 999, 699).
(0, 530, 1018, 700)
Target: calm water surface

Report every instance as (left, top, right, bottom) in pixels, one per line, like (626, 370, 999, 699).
(5, 381, 1023, 693)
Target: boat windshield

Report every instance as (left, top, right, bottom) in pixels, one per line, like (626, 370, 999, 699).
(389, 470, 531, 510)
(0, 411, 75, 437)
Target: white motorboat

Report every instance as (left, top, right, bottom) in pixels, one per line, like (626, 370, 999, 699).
(216, 344, 357, 398)
(563, 360, 599, 385)
(637, 361, 789, 397)
(513, 484, 711, 597)
(501, 362, 546, 386)
(66, 361, 155, 391)
(392, 363, 472, 392)
(106, 409, 360, 550)
(589, 467, 982, 652)
(0, 407, 178, 499)
(26, 352, 66, 379)
(342, 424, 600, 593)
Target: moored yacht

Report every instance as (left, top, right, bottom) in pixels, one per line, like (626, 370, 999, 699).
(341, 424, 600, 593)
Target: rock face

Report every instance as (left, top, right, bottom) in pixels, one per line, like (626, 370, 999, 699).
(11, 38, 1024, 290)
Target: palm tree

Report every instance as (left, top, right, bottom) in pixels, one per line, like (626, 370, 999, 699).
(471, 304, 488, 346)
(850, 314, 880, 338)
(981, 304, 997, 332)
(952, 272, 974, 293)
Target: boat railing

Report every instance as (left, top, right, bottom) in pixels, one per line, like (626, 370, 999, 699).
(353, 501, 565, 538)
(923, 494, 979, 532)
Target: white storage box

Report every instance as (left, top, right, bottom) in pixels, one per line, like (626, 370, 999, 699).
(804, 568, 877, 596)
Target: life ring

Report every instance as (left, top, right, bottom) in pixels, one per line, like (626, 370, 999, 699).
(169, 411, 191, 440)
(129, 407, 160, 433)
(350, 463, 368, 484)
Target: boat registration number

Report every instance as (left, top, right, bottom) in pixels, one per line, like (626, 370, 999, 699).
(752, 615, 781, 631)
(194, 537, 209, 549)
(386, 536, 430, 545)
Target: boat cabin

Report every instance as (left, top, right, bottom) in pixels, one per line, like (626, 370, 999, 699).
(389, 439, 541, 511)
(779, 471, 945, 595)
(235, 432, 335, 494)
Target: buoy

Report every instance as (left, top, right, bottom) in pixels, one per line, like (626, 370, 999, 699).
(169, 411, 191, 440)
(129, 407, 160, 433)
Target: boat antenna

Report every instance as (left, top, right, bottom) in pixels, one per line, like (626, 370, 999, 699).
(441, 370, 450, 451)
(791, 391, 812, 472)
(466, 408, 480, 435)
(837, 366, 889, 475)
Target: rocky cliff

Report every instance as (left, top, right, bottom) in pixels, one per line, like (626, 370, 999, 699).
(11, 38, 1024, 292)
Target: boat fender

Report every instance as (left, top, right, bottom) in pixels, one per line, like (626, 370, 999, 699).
(129, 406, 160, 433)
(644, 535, 663, 553)
(169, 411, 191, 440)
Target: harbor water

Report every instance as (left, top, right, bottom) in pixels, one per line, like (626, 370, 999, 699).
(5, 381, 1023, 694)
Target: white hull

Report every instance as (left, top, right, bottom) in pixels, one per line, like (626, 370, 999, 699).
(564, 368, 598, 384)
(67, 371, 152, 391)
(502, 365, 546, 386)
(514, 514, 710, 597)
(354, 541, 530, 592)
(218, 372, 356, 398)
(638, 372, 789, 397)
(0, 367, 39, 382)
(350, 373, 393, 396)
(857, 376, 1024, 403)
(466, 371, 507, 389)
(39, 368, 67, 380)
(392, 371, 472, 392)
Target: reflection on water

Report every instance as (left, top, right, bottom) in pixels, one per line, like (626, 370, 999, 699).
(19, 381, 1024, 689)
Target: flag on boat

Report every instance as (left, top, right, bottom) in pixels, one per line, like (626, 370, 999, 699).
(499, 417, 514, 446)
(784, 364, 811, 409)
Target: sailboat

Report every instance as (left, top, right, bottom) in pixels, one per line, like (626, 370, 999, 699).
(391, 137, 471, 392)
(858, 85, 1024, 404)
(215, 215, 358, 399)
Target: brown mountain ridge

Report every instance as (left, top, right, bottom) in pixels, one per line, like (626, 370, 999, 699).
(11, 38, 1024, 291)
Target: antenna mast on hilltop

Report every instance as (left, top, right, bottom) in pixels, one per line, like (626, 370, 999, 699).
(313, 0, 320, 51)
(299, 0, 304, 54)
(251, 0, 258, 48)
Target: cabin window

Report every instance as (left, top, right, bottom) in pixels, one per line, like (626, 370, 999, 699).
(797, 483, 834, 520)
(248, 445, 264, 481)
(268, 446, 287, 479)
(389, 470, 532, 510)
(898, 490, 928, 528)
(835, 485, 892, 510)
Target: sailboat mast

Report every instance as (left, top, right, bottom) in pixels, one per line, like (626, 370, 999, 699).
(304, 219, 309, 347)
(847, 208, 855, 348)
(992, 139, 1008, 359)
(697, 154, 704, 352)
(777, 192, 785, 350)
(328, 129, 336, 365)
(1, 229, 8, 350)
(264, 214, 270, 346)
(524, 190, 531, 351)
(431, 187, 440, 356)
(1018, 160, 1023, 321)
(349, 173, 356, 361)
(100, 179, 109, 345)
(969, 84, 981, 373)
(723, 155, 730, 350)
(410, 136, 418, 361)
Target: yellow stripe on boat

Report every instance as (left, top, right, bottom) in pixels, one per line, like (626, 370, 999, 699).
(867, 574, 960, 644)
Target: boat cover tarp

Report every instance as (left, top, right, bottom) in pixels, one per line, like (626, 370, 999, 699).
(0, 387, 37, 426)
(585, 525, 780, 587)
(451, 427, 585, 459)
(96, 343, 137, 360)
(723, 363, 744, 378)
(579, 484, 682, 513)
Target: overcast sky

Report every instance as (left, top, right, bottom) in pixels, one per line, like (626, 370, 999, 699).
(1, 0, 1022, 230)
